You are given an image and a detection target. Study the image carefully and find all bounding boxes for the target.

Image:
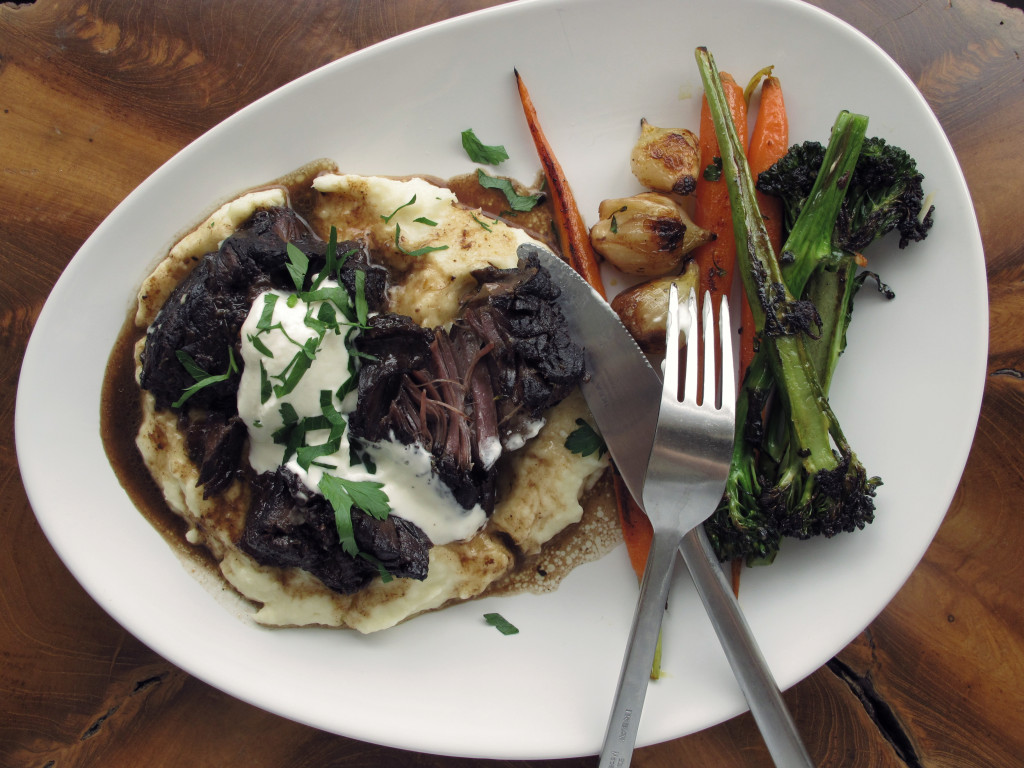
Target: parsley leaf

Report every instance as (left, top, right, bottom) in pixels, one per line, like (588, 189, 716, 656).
(312, 226, 339, 290)
(285, 243, 310, 291)
(319, 474, 358, 555)
(171, 348, 239, 409)
(476, 169, 542, 212)
(256, 292, 279, 331)
(319, 475, 391, 554)
(259, 359, 271, 404)
(564, 419, 607, 458)
(394, 223, 450, 257)
(484, 613, 520, 635)
(461, 128, 510, 165)
(381, 195, 417, 224)
(703, 157, 723, 182)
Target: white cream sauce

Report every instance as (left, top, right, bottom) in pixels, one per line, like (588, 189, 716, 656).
(236, 284, 486, 546)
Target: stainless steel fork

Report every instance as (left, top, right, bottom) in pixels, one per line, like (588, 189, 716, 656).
(598, 285, 736, 768)
(598, 285, 815, 768)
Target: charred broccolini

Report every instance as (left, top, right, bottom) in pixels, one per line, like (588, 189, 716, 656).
(694, 48, 934, 564)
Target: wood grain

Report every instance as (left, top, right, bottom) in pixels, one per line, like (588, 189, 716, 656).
(2, 0, 1023, 766)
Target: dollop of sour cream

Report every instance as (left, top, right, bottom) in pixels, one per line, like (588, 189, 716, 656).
(236, 283, 486, 545)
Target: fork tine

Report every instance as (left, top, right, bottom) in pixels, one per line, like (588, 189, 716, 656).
(663, 283, 681, 403)
(718, 295, 735, 413)
(682, 288, 699, 403)
(701, 291, 717, 407)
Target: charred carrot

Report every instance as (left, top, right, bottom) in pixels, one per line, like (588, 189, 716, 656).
(743, 74, 788, 379)
(514, 69, 606, 298)
(613, 475, 653, 580)
(613, 474, 661, 678)
(692, 72, 747, 304)
(748, 77, 788, 255)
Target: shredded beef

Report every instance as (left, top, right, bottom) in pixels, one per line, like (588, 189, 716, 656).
(347, 245, 586, 515)
(184, 412, 248, 498)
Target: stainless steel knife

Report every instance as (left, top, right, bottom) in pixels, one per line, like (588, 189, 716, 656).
(531, 247, 661, 503)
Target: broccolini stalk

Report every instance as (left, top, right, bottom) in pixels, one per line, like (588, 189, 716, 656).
(695, 47, 879, 563)
(777, 112, 867, 298)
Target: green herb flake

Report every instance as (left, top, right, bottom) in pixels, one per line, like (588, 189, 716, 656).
(461, 128, 510, 165)
(703, 157, 723, 182)
(259, 360, 272, 404)
(256, 293, 278, 331)
(353, 269, 370, 328)
(273, 348, 314, 398)
(484, 613, 520, 635)
(471, 213, 493, 232)
(381, 194, 417, 224)
(394, 223, 450, 258)
(285, 243, 310, 291)
(564, 418, 607, 458)
(319, 474, 359, 556)
(319, 475, 391, 553)
(296, 438, 342, 471)
(476, 169, 542, 212)
(413, 216, 438, 226)
(171, 348, 239, 409)
(312, 226, 339, 289)
(248, 332, 274, 358)
(320, 389, 346, 441)
(358, 552, 394, 583)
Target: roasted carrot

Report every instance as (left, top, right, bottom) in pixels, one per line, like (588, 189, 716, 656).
(692, 72, 747, 304)
(613, 473, 661, 678)
(744, 74, 788, 380)
(613, 475, 653, 580)
(514, 69, 606, 298)
(748, 77, 788, 255)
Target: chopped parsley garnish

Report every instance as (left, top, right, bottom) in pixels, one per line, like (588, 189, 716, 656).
(703, 157, 723, 182)
(476, 169, 542, 212)
(394, 222, 450, 257)
(610, 205, 627, 234)
(461, 128, 510, 165)
(247, 332, 274, 358)
(484, 613, 520, 635)
(172, 348, 239, 409)
(381, 195, 418, 224)
(285, 243, 310, 291)
(472, 213, 493, 232)
(564, 419, 607, 458)
(319, 474, 391, 556)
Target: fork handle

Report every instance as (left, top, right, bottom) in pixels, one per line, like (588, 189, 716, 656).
(598, 531, 681, 768)
(679, 527, 816, 767)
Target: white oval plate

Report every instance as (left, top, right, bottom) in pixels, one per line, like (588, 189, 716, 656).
(16, 0, 986, 759)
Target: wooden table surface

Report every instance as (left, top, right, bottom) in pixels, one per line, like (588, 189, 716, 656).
(3, 1, 1023, 765)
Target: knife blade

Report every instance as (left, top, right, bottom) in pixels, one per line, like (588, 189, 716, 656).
(530, 246, 661, 504)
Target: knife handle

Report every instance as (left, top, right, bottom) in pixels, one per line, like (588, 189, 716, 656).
(679, 527, 816, 767)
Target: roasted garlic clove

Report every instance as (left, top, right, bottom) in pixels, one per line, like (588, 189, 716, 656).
(590, 193, 714, 276)
(611, 261, 700, 354)
(630, 119, 701, 196)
